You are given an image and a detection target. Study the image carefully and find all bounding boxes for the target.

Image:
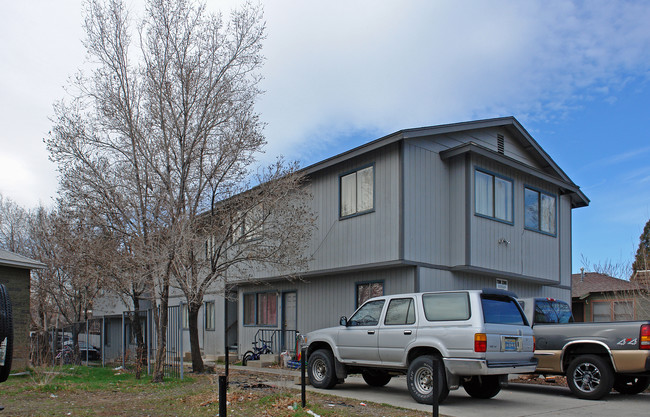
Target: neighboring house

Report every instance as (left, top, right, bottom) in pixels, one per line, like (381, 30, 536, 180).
(97, 116, 589, 359)
(0, 248, 45, 368)
(572, 271, 650, 322)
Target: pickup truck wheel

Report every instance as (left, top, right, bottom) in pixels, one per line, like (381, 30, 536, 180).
(362, 370, 392, 387)
(308, 349, 337, 389)
(407, 355, 449, 404)
(613, 375, 650, 395)
(0, 284, 14, 383)
(462, 375, 501, 399)
(566, 354, 614, 400)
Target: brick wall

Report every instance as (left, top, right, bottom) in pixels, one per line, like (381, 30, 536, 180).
(1, 265, 31, 369)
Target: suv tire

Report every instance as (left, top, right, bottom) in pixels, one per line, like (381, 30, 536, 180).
(406, 355, 449, 404)
(0, 284, 14, 383)
(463, 375, 501, 399)
(308, 349, 337, 389)
(362, 370, 392, 387)
(566, 354, 614, 400)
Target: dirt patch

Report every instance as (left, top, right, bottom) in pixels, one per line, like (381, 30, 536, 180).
(510, 374, 568, 386)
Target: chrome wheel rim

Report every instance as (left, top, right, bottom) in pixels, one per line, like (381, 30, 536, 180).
(311, 358, 327, 382)
(573, 362, 601, 393)
(414, 365, 433, 395)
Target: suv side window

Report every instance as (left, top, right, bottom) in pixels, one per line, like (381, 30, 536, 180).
(348, 300, 385, 326)
(423, 292, 470, 321)
(384, 298, 416, 325)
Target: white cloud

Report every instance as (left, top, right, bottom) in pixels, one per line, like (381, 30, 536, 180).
(2, 0, 650, 206)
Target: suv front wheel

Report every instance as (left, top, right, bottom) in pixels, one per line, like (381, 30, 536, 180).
(308, 349, 337, 389)
(406, 355, 449, 404)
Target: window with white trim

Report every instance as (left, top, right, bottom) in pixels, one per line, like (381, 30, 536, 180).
(340, 165, 374, 218)
(475, 169, 513, 223)
(524, 187, 556, 234)
(181, 303, 189, 329)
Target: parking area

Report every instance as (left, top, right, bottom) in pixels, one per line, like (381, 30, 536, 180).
(266, 373, 649, 417)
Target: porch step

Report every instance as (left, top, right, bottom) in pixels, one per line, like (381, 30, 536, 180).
(259, 353, 279, 363)
(246, 359, 274, 368)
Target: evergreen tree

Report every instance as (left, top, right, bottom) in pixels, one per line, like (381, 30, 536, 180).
(633, 219, 650, 273)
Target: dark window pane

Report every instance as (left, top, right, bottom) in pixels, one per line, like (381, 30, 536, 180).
(482, 296, 526, 325)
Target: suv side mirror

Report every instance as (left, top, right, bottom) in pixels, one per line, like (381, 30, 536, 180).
(339, 316, 348, 326)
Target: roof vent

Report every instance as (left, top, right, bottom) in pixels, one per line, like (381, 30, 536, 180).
(497, 134, 505, 154)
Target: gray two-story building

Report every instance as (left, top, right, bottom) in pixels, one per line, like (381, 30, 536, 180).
(237, 116, 588, 355)
(95, 116, 588, 361)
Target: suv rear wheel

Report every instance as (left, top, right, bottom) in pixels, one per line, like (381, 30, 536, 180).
(463, 375, 501, 399)
(406, 355, 449, 404)
(308, 349, 337, 389)
(362, 370, 392, 387)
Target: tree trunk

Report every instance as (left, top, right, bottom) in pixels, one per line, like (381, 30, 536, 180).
(188, 303, 204, 373)
(131, 298, 146, 379)
(152, 283, 169, 382)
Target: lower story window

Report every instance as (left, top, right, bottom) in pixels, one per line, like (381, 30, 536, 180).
(243, 292, 278, 326)
(356, 281, 384, 307)
(592, 300, 634, 322)
(204, 301, 215, 330)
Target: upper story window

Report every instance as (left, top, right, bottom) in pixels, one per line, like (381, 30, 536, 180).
(524, 187, 556, 235)
(340, 165, 374, 218)
(475, 169, 513, 223)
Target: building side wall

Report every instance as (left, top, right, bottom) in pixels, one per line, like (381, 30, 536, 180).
(0, 265, 30, 369)
(237, 267, 415, 355)
(418, 267, 571, 302)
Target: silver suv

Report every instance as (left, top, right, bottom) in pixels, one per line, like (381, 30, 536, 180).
(303, 289, 536, 404)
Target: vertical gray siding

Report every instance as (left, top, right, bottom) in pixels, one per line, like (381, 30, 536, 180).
(237, 267, 414, 355)
(407, 128, 544, 170)
(418, 267, 570, 303)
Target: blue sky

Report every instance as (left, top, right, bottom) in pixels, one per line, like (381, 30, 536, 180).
(1, 0, 649, 275)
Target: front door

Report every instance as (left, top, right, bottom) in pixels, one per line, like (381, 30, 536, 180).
(281, 292, 297, 352)
(337, 299, 385, 364)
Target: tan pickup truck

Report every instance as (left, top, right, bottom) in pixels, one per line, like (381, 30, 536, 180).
(519, 297, 650, 400)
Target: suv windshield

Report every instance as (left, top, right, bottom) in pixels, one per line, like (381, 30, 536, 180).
(481, 295, 527, 325)
(534, 299, 574, 323)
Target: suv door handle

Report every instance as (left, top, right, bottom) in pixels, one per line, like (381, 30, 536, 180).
(367, 330, 375, 335)
(404, 330, 412, 335)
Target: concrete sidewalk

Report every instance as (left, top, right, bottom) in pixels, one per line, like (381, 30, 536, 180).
(221, 365, 649, 417)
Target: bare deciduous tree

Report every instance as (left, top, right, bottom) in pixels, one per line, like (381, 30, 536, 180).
(48, 0, 313, 378)
(0, 192, 31, 254)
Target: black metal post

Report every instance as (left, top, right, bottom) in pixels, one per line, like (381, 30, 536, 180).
(432, 356, 439, 417)
(224, 287, 229, 378)
(218, 374, 227, 417)
(301, 346, 307, 408)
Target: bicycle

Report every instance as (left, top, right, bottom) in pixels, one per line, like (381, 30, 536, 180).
(242, 339, 273, 366)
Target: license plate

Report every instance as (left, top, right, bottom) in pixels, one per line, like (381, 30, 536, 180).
(503, 337, 517, 352)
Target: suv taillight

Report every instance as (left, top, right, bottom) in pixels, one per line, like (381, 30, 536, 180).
(475, 333, 487, 352)
(641, 324, 650, 350)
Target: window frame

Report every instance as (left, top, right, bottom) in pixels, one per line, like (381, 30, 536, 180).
(181, 303, 189, 330)
(524, 185, 557, 236)
(591, 299, 636, 322)
(242, 291, 278, 327)
(204, 301, 215, 331)
(355, 280, 384, 308)
(339, 163, 376, 220)
(384, 297, 417, 326)
(474, 167, 514, 225)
